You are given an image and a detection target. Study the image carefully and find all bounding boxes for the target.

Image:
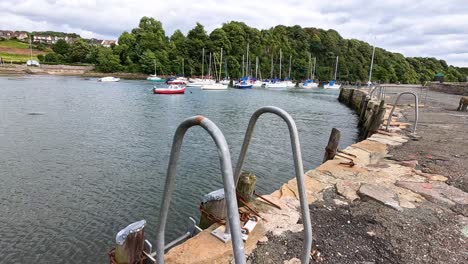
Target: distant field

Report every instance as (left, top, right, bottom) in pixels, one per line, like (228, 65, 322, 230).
(0, 40, 46, 63)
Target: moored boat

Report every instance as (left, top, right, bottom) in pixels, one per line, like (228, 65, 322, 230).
(147, 75, 165, 82)
(323, 80, 341, 89)
(98, 76, 120, 82)
(201, 83, 228, 90)
(153, 84, 185, 94)
(324, 56, 341, 89)
(237, 83, 253, 89)
(300, 80, 318, 89)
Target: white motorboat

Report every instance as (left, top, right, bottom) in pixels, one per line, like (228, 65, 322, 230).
(98, 76, 120, 82)
(201, 83, 228, 90)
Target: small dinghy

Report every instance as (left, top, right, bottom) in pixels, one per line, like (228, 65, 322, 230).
(98, 76, 120, 82)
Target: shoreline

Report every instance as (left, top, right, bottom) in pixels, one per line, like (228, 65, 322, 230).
(0, 64, 149, 79)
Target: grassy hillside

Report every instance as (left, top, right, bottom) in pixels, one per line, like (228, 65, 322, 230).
(0, 40, 31, 49)
(0, 39, 46, 63)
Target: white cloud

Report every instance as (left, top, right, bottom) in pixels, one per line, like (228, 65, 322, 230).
(0, 0, 467, 66)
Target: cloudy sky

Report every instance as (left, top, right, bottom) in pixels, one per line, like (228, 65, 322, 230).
(1, 0, 467, 66)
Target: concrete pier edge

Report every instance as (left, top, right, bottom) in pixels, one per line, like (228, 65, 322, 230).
(163, 88, 468, 263)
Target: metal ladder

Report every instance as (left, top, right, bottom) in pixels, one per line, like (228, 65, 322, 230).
(233, 106, 313, 264)
(385, 91, 419, 134)
(154, 115, 246, 264)
(147, 107, 312, 263)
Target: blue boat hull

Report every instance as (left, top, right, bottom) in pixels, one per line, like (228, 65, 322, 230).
(236, 85, 253, 89)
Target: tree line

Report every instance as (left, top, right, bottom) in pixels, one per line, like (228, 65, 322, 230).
(41, 17, 468, 83)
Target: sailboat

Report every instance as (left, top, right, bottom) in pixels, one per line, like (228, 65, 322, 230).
(266, 49, 287, 89)
(202, 48, 228, 90)
(147, 60, 165, 82)
(301, 54, 318, 89)
(323, 56, 341, 89)
(284, 54, 295, 88)
(251, 56, 263, 87)
(26, 36, 40, 67)
(235, 43, 253, 89)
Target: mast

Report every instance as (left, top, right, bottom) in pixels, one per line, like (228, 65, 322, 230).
(255, 56, 258, 79)
(202, 47, 205, 80)
(29, 35, 33, 62)
(334, 56, 339, 80)
(242, 54, 245, 77)
(308, 53, 311, 79)
(246, 43, 250, 77)
(279, 49, 282, 80)
(219, 48, 223, 82)
(312, 57, 316, 80)
(154, 59, 157, 75)
(368, 45, 376, 84)
(208, 52, 212, 79)
(288, 54, 292, 79)
(270, 54, 273, 79)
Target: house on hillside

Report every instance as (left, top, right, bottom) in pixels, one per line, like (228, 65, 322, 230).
(14, 32, 28, 40)
(101, 40, 117, 48)
(0, 30, 29, 40)
(33, 35, 75, 44)
(0, 30, 15, 39)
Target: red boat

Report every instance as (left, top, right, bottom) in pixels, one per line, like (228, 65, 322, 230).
(153, 85, 185, 94)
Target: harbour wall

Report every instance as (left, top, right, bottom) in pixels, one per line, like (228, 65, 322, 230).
(428, 82, 468, 95)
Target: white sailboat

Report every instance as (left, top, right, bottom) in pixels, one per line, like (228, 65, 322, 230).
(147, 60, 165, 82)
(301, 54, 318, 89)
(266, 49, 287, 89)
(202, 48, 228, 90)
(323, 56, 341, 89)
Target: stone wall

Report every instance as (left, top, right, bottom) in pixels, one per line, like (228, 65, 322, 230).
(0, 64, 94, 75)
(338, 88, 386, 140)
(428, 82, 468, 95)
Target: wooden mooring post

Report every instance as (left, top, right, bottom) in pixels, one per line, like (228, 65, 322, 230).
(113, 220, 146, 264)
(199, 189, 227, 229)
(323, 128, 341, 163)
(237, 171, 257, 203)
(199, 172, 257, 229)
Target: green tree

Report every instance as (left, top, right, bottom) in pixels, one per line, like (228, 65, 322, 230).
(95, 48, 123, 73)
(52, 39, 70, 55)
(44, 52, 64, 63)
(68, 39, 91, 63)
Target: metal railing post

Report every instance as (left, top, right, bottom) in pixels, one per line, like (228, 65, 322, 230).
(155, 116, 246, 264)
(233, 106, 312, 264)
(385, 92, 419, 134)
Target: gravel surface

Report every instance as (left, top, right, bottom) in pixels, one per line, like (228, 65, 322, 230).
(250, 90, 468, 263)
(389, 90, 468, 192)
(250, 189, 467, 264)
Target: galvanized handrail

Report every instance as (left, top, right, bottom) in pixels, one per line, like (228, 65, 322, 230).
(155, 116, 246, 264)
(233, 106, 312, 264)
(386, 92, 419, 134)
(368, 85, 383, 100)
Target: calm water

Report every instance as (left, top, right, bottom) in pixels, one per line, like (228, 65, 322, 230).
(0, 75, 358, 263)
